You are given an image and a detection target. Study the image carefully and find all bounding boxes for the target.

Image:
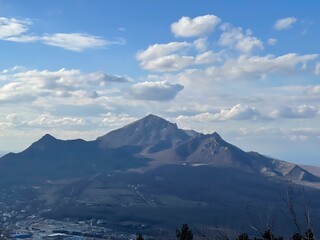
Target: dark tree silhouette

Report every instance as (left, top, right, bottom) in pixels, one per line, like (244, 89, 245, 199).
(176, 224, 193, 240)
(292, 233, 303, 240)
(136, 232, 144, 240)
(304, 229, 314, 240)
(262, 229, 283, 240)
(237, 233, 250, 240)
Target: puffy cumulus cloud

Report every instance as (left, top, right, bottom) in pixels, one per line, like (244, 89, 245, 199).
(171, 15, 221, 37)
(140, 55, 194, 72)
(136, 41, 222, 72)
(176, 104, 263, 122)
(219, 24, 264, 54)
(28, 114, 87, 127)
(136, 42, 191, 62)
(129, 81, 184, 101)
(0, 113, 88, 130)
(214, 104, 263, 121)
(0, 17, 124, 51)
(183, 53, 318, 82)
(270, 105, 319, 119)
(195, 51, 221, 64)
(0, 67, 131, 104)
(0, 82, 37, 103)
(0, 17, 32, 39)
(0, 113, 23, 130)
(274, 17, 297, 30)
(101, 113, 138, 127)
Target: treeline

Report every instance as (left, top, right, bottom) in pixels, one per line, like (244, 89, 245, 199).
(136, 224, 315, 240)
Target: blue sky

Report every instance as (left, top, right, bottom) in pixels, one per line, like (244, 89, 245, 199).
(0, 0, 319, 165)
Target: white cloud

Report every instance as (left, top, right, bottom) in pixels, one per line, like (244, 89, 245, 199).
(176, 104, 263, 122)
(195, 51, 221, 64)
(0, 67, 131, 105)
(267, 38, 277, 45)
(42, 33, 108, 52)
(4, 34, 39, 43)
(181, 53, 318, 82)
(129, 81, 183, 101)
(193, 38, 208, 52)
(238, 127, 320, 141)
(215, 104, 262, 120)
(171, 15, 221, 37)
(0, 17, 124, 51)
(136, 40, 223, 72)
(136, 42, 191, 61)
(0, 82, 37, 103)
(0, 121, 14, 130)
(270, 105, 319, 119)
(274, 17, 297, 30)
(0, 113, 88, 130)
(136, 42, 196, 72)
(219, 24, 263, 53)
(101, 113, 138, 127)
(315, 63, 320, 75)
(28, 114, 87, 127)
(139, 54, 194, 72)
(0, 17, 31, 39)
(306, 85, 320, 95)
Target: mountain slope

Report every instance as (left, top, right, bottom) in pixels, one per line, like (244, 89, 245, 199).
(1, 114, 320, 235)
(97, 114, 193, 152)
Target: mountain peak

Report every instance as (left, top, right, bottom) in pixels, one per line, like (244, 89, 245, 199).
(144, 113, 161, 119)
(97, 114, 190, 149)
(39, 134, 57, 142)
(140, 114, 173, 126)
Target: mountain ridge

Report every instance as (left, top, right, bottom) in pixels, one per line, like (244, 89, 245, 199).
(1, 114, 320, 235)
(1, 114, 317, 182)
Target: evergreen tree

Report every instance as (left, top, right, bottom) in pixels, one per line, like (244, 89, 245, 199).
(304, 229, 314, 240)
(262, 230, 283, 240)
(292, 233, 303, 240)
(237, 233, 250, 240)
(176, 224, 193, 240)
(136, 232, 144, 240)
(262, 230, 274, 240)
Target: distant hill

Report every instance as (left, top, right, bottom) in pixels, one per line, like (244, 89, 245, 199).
(1, 114, 320, 235)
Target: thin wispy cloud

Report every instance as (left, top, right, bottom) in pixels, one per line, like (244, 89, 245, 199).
(0, 16, 125, 51)
(274, 17, 298, 30)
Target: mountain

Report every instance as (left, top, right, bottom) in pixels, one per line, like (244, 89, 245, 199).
(1, 114, 320, 235)
(97, 114, 193, 152)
